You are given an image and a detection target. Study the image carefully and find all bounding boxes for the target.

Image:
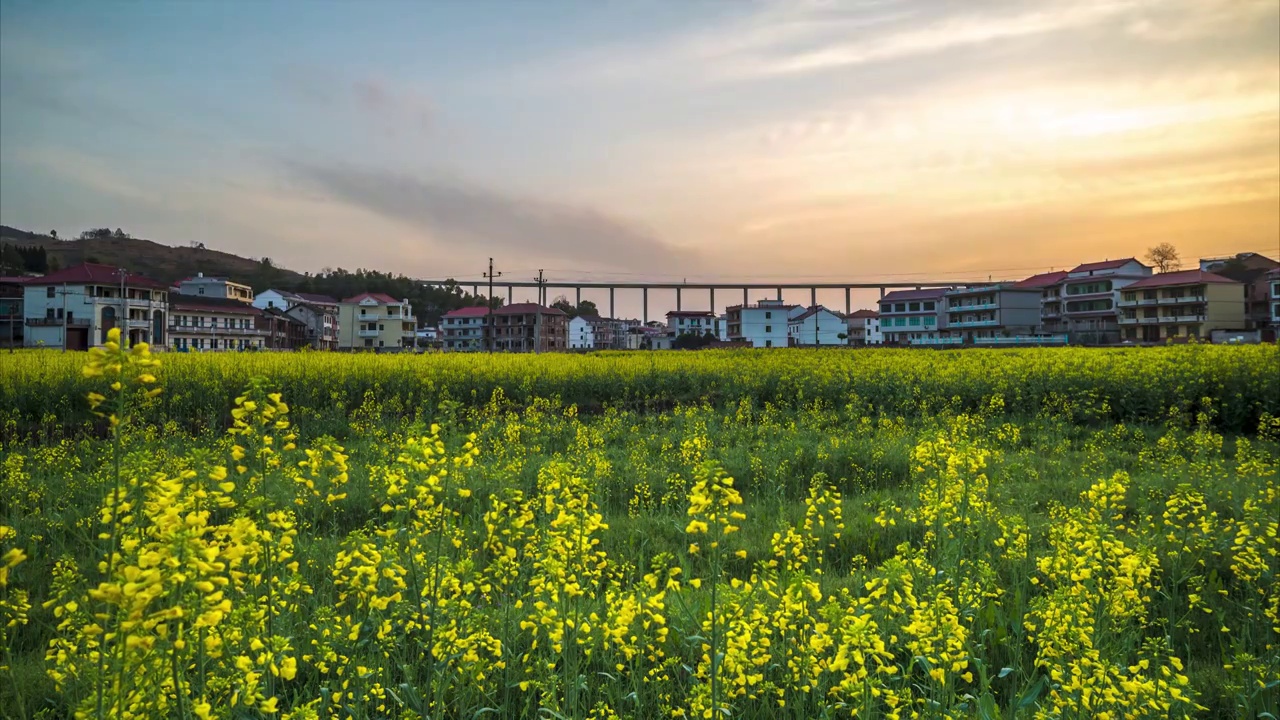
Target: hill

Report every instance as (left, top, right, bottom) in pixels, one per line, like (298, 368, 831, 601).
(0, 225, 484, 324)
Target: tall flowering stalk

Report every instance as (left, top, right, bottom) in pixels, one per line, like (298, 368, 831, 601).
(685, 460, 745, 719)
(80, 327, 160, 720)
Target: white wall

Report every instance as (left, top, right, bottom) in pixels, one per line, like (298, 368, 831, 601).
(569, 316, 595, 349)
(735, 307, 792, 348)
(789, 310, 846, 346)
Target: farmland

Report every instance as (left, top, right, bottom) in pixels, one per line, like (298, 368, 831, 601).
(1, 343, 1277, 719)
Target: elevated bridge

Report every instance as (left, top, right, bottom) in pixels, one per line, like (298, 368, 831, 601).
(421, 278, 1004, 323)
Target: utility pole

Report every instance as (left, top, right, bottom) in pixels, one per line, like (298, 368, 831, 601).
(534, 269, 545, 354)
(119, 267, 128, 349)
(60, 282, 67, 352)
(484, 258, 502, 353)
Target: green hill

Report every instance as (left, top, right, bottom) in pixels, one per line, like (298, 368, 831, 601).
(0, 226, 483, 324)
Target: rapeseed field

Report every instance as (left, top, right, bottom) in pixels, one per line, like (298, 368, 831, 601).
(1, 339, 1276, 718)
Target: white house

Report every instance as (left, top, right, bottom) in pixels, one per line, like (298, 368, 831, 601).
(177, 273, 253, 303)
(440, 306, 489, 351)
(665, 310, 716, 343)
(569, 315, 595, 349)
(169, 295, 267, 351)
(253, 289, 340, 349)
(23, 263, 169, 350)
(725, 299, 802, 348)
(787, 305, 846, 346)
(846, 309, 882, 345)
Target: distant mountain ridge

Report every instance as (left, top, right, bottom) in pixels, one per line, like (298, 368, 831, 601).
(0, 225, 306, 288)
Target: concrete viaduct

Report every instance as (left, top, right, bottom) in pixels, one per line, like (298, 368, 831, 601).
(421, 279, 997, 324)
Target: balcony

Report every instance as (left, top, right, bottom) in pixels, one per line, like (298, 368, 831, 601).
(95, 296, 162, 310)
(948, 301, 999, 311)
(171, 324, 267, 336)
(1162, 314, 1206, 322)
(1119, 316, 1160, 325)
(974, 335, 1068, 345)
(1117, 297, 1158, 307)
(911, 337, 963, 346)
(948, 319, 1000, 328)
(27, 317, 90, 327)
(1158, 296, 1204, 304)
(357, 327, 380, 337)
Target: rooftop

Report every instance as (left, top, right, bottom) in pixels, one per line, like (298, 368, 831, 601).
(846, 309, 879, 319)
(170, 295, 263, 314)
(790, 305, 839, 322)
(880, 288, 947, 303)
(666, 310, 715, 317)
(1012, 270, 1069, 289)
(1125, 270, 1240, 290)
(342, 291, 403, 304)
(33, 263, 169, 290)
(442, 306, 491, 318)
(1069, 258, 1143, 274)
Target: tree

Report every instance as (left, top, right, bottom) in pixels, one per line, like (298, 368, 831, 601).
(576, 299, 598, 318)
(551, 295, 576, 317)
(49, 230, 57, 240)
(1146, 243, 1181, 273)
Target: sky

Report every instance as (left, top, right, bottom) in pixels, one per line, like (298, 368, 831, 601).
(1, 0, 1277, 314)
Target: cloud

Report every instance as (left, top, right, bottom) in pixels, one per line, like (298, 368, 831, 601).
(278, 66, 432, 135)
(280, 160, 700, 274)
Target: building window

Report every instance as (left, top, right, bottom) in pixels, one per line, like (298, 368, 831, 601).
(894, 318, 905, 327)
(765, 312, 772, 319)
(765, 340, 772, 347)
(894, 303, 905, 312)
(47, 286, 55, 298)
(909, 317, 920, 326)
(764, 325, 771, 332)
(924, 302, 935, 311)
(909, 302, 920, 311)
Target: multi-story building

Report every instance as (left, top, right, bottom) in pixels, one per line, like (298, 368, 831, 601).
(1270, 269, 1280, 328)
(440, 306, 490, 351)
(1118, 270, 1245, 342)
(787, 305, 846, 346)
(845, 309, 882, 346)
(879, 289, 947, 345)
(1199, 253, 1280, 331)
(941, 284, 1045, 344)
(577, 315, 620, 349)
(491, 303, 567, 352)
(169, 295, 268, 351)
(1009, 271, 1068, 334)
(725, 299, 801, 348)
(569, 315, 595, 349)
(253, 289, 340, 349)
(177, 273, 253, 303)
(258, 307, 310, 350)
(338, 293, 417, 351)
(0, 276, 26, 348)
(23, 263, 168, 350)
(666, 310, 716, 340)
(1050, 258, 1152, 344)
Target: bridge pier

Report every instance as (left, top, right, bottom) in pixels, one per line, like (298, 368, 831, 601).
(676, 287, 682, 311)
(811, 287, 817, 307)
(845, 287, 851, 315)
(776, 287, 782, 301)
(643, 287, 648, 324)
(609, 287, 615, 319)
(709, 288, 715, 315)
(576, 287, 581, 306)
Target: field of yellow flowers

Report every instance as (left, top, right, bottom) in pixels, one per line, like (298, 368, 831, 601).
(0, 341, 1277, 719)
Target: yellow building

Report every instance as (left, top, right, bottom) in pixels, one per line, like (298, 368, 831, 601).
(338, 292, 417, 351)
(1118, 270, 1244, 342)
